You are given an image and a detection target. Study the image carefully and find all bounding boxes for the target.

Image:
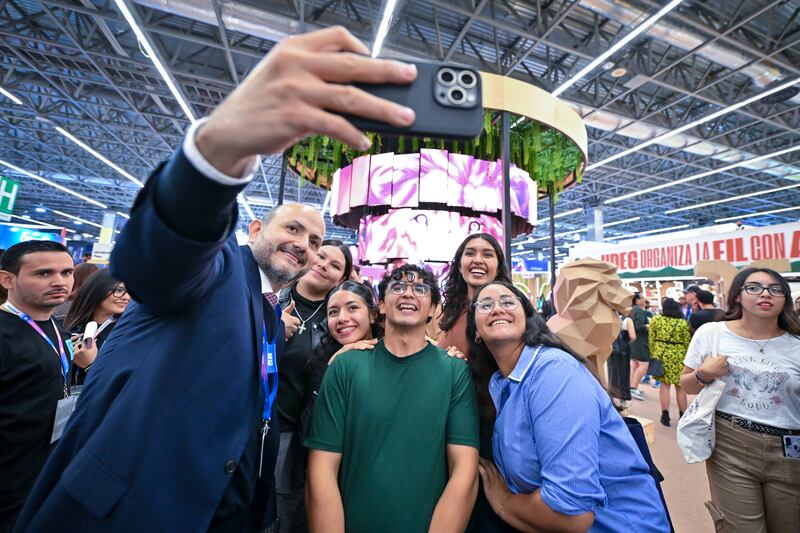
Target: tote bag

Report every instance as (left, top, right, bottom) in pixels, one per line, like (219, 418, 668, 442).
(677, 322, 725, 464)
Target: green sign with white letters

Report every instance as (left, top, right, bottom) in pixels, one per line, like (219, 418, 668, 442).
(0, 175, 19, 220)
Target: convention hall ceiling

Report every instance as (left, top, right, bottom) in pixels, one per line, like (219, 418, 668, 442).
(1, 0, 799, 258)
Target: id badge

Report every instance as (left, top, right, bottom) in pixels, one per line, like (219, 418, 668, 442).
(51, 395, 78, 443)
(784, 435, 800, 460)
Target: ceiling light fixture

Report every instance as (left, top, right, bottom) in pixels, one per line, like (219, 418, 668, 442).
(602, 216, 641, 228)
(55, 127, 144, 187)
(534, 208, 583, 225)
(665, 182, 800, 214)
(610, 224, 690, 241)
(50, 209, 104, 229)
(605, 143, 800, 204)
(115, 211, 130, 220)
(551, 0, 685, 97)
(112, 0, 196, 123)
(237, 193, 256, 221)
(0, 86, 23, 106)
(0, 159, 107, 208)
(371, 0, 399, 58)
(590, 77, 800, 171)
(714, 205, 800, 223)
(14, 214, 77, 234)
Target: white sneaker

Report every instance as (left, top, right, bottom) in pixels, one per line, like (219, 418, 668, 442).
(630, 388, 646, 401)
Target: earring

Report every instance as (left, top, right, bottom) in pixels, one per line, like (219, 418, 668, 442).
(474, 335, 481, 344)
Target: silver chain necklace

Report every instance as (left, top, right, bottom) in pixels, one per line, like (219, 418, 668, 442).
(740, 322, 773, 354)
(292, 296, 325, 334)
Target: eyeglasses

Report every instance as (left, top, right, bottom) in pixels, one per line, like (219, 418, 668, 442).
(386, 281, 431, 297)
(474, 295, 521, 314)
(111, 286, 128, 298)
(742, 283, 786, 297)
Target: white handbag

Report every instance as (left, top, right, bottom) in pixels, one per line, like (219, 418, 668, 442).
(677, 322, 726, 464)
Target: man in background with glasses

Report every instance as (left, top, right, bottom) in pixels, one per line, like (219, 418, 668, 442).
(305, 264, 479, 532)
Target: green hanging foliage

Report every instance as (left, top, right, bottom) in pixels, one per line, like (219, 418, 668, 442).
(286, 110, 585, 194)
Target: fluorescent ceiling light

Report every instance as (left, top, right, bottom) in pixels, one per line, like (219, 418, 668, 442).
(589, 77, 800, 171)
(0, 159, 107, 208)
(0, 87, 23, 105)
(605, 143, 800, 205)
(55, 127, 144, 187)
(14, 214, 77, 233)
(666, 182, 800, 214)
(112, 0, 196, 123)
(321, 191, 332, 218)
(237, 193, 256, 221)
(535, 207, 582, 225)
(50, 209, 104, 229)
(552, 0, 685, 97)
(115, 211, 130, 219)
(532, 227, 584, 242)
(610, 224, 690, 241)
(602, 216, 640, 228)
(245, 196, 274, 206)
(714, 205, 800, 223)
(371, 0, 399, 58)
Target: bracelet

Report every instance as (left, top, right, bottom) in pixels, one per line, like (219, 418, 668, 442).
(694, 370, 714, 386)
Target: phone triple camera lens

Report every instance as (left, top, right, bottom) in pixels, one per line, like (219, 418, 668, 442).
(438, 68, 457, 86)
(448, 87, 466, 104)
(458, 71, 476, 88)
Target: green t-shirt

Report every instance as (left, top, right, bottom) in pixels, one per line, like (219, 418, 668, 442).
(305, 339, 479, 533)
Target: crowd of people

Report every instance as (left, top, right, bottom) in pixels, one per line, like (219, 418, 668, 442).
(1, 26, 798, 533)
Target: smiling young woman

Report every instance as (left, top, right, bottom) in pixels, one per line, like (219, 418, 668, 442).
(466, 281, 670, 533)
(680, 268, 800, 532)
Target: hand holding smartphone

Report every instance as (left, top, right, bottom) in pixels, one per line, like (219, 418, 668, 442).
(340, 61, 483, 140)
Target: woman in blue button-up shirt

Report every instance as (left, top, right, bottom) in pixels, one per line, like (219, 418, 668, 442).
(466, 281, 670, 533)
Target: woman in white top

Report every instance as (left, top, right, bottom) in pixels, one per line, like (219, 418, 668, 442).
(681, 267, 800, 533)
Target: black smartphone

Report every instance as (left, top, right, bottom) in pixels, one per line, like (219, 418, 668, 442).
(342, 62, 483, 141)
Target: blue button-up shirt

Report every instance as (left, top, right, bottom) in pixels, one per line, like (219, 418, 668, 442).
(490, 345, 670, 533)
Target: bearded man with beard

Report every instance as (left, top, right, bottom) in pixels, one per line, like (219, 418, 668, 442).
(16, 25, 417, 532)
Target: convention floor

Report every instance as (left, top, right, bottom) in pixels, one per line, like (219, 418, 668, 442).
(625, 382, 714, 533)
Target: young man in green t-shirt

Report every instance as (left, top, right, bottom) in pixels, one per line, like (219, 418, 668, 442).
(305, 265, 479, 532)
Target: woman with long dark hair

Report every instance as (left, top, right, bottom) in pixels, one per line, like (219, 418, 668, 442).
(681, 268, 800, 532)
(298, 281, 383, 443)
(467, 281, 669, 532)
(436, 233, 513, 532)
(649, 298, 691, 427)
(437, 233, 512, 355)
(64, 269, 130, 385)
(629, 292, 651, 401)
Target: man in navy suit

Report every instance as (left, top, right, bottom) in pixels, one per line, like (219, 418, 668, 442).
(15, 26, 417, 531)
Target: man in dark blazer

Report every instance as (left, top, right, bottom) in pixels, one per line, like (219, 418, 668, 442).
(15, 26, 417, 531)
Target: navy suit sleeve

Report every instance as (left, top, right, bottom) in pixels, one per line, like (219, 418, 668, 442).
(110, 145, 247, 314)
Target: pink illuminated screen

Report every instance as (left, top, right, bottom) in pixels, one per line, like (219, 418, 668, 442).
(358, 209, 504, 264)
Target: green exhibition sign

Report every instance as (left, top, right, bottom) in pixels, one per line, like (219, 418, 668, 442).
(0, 175, 19, 219)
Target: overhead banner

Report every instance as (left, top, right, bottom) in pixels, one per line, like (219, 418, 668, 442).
(575, 222, 800, 278)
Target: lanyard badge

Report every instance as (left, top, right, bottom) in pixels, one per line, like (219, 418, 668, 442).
(1, 302, 69, 387)
(258, 304, 281, 477)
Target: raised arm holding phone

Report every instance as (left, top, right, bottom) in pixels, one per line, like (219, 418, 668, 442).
(15, 27, 422, 532)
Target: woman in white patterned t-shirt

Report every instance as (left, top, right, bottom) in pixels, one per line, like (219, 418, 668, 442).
(681, 267, 800, 533)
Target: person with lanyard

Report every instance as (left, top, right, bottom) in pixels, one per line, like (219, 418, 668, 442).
(274, 239, 352, 533)
(306, 265, 479, 532)
(15, 27, 419, 532)
(681, 268, 800, 532)
(466, 281, 670, 533)
(0, 241, 95, 532)
(63, 268, 131, 386)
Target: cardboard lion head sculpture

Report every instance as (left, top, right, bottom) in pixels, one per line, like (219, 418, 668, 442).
(546, 258, 632, 372)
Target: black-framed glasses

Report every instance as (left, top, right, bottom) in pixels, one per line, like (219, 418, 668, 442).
(474, 295, 521, 314)
(110, 286, 128, 298)
(742, 283, 785, 297)
(387, 281, 431, 297)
